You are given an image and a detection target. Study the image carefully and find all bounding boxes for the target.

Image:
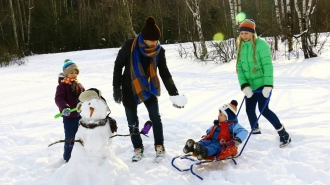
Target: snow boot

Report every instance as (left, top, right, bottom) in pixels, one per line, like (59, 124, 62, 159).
(132, 147, 144, 162)
(183, 139, 195, 154)
(194, 142, 208, 160)
(277, 126, 291, 148)
(252, 124, 261, 134)
(155, 145, 165, 163)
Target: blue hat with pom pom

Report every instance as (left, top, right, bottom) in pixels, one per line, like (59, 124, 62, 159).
(219, 100, 238, 121)
(62, 59, 79, 76)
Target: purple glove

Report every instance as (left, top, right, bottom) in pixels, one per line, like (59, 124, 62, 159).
(141, 121, 153, 135)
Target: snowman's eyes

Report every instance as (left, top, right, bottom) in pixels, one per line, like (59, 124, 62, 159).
(88, 103, 91, 105)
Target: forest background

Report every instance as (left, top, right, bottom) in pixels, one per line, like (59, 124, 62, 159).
(1, 0, 329, 64)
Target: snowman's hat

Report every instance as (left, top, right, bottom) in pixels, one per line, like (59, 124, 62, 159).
(77, 88, 110, 112)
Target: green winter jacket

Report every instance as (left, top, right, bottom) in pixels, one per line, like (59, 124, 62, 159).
(236, 37, 274, 90)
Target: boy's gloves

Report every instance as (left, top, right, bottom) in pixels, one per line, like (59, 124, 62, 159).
(170, 94, 188, 108)
(113, 87, 122, 104)
(262, 86, 272, 98)
(242, 86, 253, 98)
(234, 138, 242, 146)
(62, 108, 71, 116)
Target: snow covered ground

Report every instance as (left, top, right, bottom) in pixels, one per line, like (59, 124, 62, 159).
(1, 37, 330, 185)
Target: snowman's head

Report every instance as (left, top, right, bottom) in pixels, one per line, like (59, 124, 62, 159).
(77, 88, 110, 121)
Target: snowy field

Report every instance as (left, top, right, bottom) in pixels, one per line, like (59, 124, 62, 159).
(0, 37, 330, 185)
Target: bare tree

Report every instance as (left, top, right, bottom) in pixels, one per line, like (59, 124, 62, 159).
(229, 0, 238, 38)
(27, 0, 33, 53)
(122, 0, 136, 38)
(274, 0, 283, 34)
(9, 0, 19, 50)
(293, 0, 317, 58)
(286, 0, 294, 53)
(184, 0, 208, 60)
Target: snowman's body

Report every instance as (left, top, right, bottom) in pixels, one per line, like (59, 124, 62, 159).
(73, 97, 114, 161)
(74, 121, 113, 160)
(51, 89, 132, 185)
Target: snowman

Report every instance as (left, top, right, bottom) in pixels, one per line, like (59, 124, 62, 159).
(51, 88, 133, 185)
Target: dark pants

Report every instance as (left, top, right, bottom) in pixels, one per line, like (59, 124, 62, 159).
(63, 117, 80, 161)
(245, 90, 282, 130)
(124, 98, 163, 149)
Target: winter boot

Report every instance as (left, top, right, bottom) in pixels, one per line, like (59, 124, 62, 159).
(252, 124, 261, 134)
(277, 126, 291, 148)
(132, 147, 144, 162)
(194, 142, 207, 160)
(155, 145, 165, 162)
(196, 148, 208, 160)
(183, 139, 195, 154)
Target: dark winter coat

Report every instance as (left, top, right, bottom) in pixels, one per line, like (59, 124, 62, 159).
(113, 39, 178, 108)
(55, 79, 85, 118)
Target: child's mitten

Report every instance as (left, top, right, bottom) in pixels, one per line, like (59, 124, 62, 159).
(234, 138, 242, 146)
(62, 108, 71, 116)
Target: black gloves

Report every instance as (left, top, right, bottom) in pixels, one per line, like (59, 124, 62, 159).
(113, 87, 122, 104)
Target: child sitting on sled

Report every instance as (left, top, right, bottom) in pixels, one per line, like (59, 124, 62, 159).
(183, 100, 248, 160)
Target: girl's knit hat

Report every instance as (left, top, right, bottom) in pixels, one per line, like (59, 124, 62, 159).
(219, 100, 238, 121)
(239, 19, 256, 34)
(62, 59, 79, 76)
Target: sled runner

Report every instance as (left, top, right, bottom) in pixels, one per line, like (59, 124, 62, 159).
(171, 90, 271, 180)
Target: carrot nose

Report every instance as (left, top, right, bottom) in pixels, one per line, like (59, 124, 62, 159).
(90, 107, 94, 117)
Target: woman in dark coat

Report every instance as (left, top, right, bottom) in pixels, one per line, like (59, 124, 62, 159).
(112, 16, 187, 162)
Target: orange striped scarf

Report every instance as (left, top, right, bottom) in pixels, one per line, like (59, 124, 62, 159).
(130, 33, 161, 104)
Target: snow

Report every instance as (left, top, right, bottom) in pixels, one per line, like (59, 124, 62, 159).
(1, 37, 330, 185)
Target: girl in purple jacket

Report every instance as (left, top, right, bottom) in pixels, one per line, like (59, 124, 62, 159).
(55, 59, 85, 162)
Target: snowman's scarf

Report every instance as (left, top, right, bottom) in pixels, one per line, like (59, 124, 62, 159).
(79, 115, 118, 133)
(47, 116, 117, 147)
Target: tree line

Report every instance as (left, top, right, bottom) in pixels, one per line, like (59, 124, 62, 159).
(1, 0, 329, 65)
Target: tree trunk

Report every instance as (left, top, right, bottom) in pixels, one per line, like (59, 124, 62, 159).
(122, 0, 136, 38)
(9, 0, 19, 50)
(294, 0, 317, 59)
(237, 0, 241, 12)
(16, 0, 25, 44)
(281, 0, 285, 22)
(229, 0, 237, 38)
(274, 0, 283, 33)
(27, 0, 33, 53)
(286, 0, 293, 53)
(185, 0, 208, 60)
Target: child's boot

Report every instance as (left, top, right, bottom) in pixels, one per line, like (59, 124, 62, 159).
(194, 142, 207, 160)
(197, 148, 208, 160)
(277, 126, 291, 148)
(183, 139, 195, 154)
